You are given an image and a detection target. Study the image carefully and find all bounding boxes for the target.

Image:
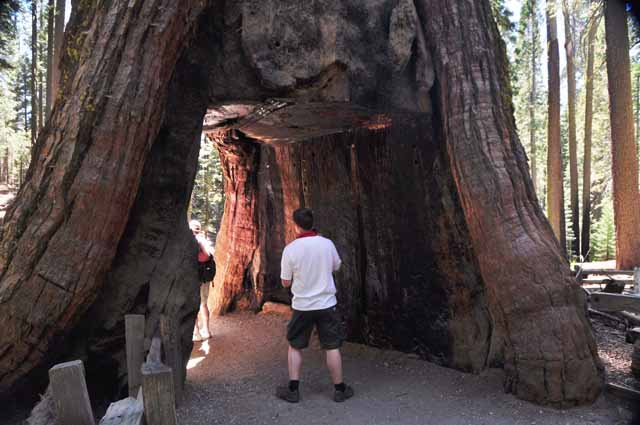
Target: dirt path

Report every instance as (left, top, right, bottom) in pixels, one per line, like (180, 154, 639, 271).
(178, 311, 627, 425)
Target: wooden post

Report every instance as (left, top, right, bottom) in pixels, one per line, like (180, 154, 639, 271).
(160, 314, 183, 402)
(574, 265, 583, 284)
(142, 356, 177, 425)
(49, 360, 95, 425)
(125, 314, 145, 397)
(634, 267, 640, 295)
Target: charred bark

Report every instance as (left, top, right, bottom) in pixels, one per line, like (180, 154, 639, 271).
(0, 0, 207, 397)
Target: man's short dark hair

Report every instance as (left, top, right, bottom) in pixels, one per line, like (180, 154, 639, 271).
(293, 208, 314, 230)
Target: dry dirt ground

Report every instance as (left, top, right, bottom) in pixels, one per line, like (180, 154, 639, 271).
(177, 311, 632, 425)
(593, 318, 639, 392)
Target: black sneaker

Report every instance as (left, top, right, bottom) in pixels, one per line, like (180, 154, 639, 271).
(276, 385, 300, 403)
(333, 385, 354, 402)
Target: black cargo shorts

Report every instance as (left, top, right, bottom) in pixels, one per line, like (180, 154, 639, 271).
(287, 305, 344, 350)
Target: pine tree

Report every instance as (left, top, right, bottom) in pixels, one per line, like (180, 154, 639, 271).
(563, 0, 579, 260)
(513, 0, 545, 204)
(580, 4, 602, 261)
(190, 136, 224, 240)
(0, 1, 19, 70)
(604, 0, 640, 268)
(30, 0, 37, 145)
(546, 0, 565, 249)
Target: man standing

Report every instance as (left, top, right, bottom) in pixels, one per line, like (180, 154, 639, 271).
(276, 208, 354, 403)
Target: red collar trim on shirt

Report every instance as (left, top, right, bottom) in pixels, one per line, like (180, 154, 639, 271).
(297, 230, 318, 239)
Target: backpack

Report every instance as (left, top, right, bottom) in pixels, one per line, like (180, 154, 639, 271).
(198, 255, 216, 283)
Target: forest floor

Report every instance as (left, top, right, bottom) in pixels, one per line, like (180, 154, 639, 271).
(176, 311, 633, 425)
(593, 317, 639, 391)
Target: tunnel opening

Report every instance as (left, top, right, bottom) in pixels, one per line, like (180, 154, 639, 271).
(197, 100, 491, 373)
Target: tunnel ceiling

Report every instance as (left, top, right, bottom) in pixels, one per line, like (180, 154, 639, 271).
(203, 100, 395, 143)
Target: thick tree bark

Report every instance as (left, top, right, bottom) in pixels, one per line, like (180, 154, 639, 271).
(418, 0, 601, 405)
(604, 0, 640, 269)
(545, 0, 565, 250)
(563, 0, 579, 259)
(209, 135, 261, 315)
(581, 11, 599, 261)
(0, 0, 207, 397)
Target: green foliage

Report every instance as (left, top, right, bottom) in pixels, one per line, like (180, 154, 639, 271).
(190, 137, 224, 242)
(512, 0, 547, 206)
(590, 200, 615, 261)
(0, 59, 31, 186)
(491, 0, 516, 45)
(0, 0, 20, 69)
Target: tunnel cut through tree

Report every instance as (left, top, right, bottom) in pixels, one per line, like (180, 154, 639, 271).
(0, 0, 602, 407)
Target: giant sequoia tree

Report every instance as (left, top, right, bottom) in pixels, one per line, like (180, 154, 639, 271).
(0, 0, 602, 407)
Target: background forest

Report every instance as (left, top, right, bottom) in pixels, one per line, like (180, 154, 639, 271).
(0, 0, 638, 261)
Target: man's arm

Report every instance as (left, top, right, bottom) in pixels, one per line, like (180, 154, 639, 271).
(196, 234, 214, 256)
(332, 242, 342, 272)
(281, 279, 292, 288)
(280, 247, 293, 288)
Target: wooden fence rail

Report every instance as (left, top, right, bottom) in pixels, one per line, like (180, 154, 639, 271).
(46, 314, 180, 425)
(583, 267, 640, 402)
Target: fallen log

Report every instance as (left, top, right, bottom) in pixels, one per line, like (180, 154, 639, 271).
(626, 327, 640, 344)
(606, 382, 640, 402)
(619, 311, 640, 327)
(590, 292, 640, 314)
(581, 269, 635, 276)
(588, 308, 627, 328)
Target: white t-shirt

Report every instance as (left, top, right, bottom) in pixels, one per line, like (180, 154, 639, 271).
(280, 235, 342, 311)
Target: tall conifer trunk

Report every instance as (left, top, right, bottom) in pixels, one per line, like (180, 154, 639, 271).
(546, 0, 564, 250)
(581, 10, 599, 261)
(45, 0, 54, 118)
(30, 0, 38, 146)
(604, 0, 640, 269)
(563, 0, 579, 259)
(50, 0, 65, 110)
(529, 1, 538, 194)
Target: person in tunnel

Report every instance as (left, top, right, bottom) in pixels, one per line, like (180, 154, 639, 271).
(276, 208, 354, 403)
(190, 219, 215, 341)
